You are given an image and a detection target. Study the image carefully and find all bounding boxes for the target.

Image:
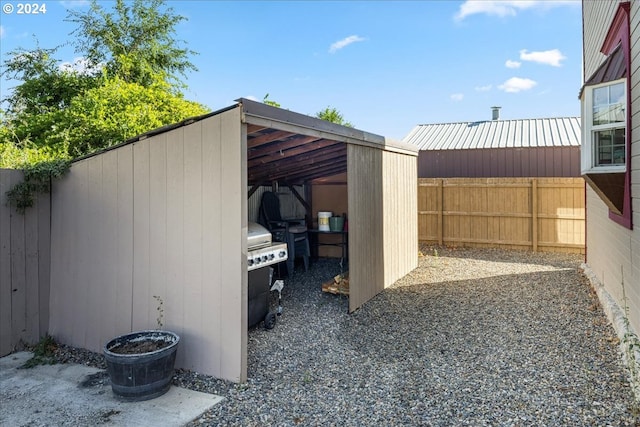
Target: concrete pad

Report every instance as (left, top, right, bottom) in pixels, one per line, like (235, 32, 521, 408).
(0, 352, 223, 427)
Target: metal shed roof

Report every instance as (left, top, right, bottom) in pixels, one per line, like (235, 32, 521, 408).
(240, 98, 417, 185)
(75, 98, 418, 186)
(402, 117, 581, 151)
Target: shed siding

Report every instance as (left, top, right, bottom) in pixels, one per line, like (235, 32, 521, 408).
(0, 169, 50, 356)
(347, 146, 418, 313)
(348, 145, 384, 312)
(382, 151, 418, 286)
(49, 107, 246, 381)
(583, 1, 640, 335)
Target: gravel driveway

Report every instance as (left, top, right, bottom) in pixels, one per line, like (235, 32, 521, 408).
(53, 246, 638, 426)
(181, 246, 637, 426)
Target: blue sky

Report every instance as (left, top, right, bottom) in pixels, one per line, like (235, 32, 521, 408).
(0, 0, 583, 140)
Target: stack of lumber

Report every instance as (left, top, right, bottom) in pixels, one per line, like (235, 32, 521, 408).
(321, 272, 349, 295)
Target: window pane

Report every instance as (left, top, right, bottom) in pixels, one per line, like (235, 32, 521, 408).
(610, 82, 626, 122)
(594, 128, 626, 166)
(592, 82, 625, 126)
(610, 82, 625, 104)
(593, 86, 608, 105)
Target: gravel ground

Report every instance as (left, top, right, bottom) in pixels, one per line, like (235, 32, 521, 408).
(49, 246, 638, 426)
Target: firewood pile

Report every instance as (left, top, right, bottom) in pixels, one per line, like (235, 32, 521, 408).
(321, 272, 349, 295)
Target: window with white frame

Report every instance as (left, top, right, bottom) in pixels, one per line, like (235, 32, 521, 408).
(582, 78, 627, 174)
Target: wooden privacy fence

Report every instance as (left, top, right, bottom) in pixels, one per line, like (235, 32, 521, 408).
(418, 178, 585, 254)
(0, 169, 51, 356)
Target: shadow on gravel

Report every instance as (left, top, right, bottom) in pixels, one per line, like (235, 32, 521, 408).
(345, 269, 613, 364)
(239, 253, 637, 426)
(212, 249, 640, 427)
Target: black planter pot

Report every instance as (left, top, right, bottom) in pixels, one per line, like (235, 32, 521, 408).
(103, 330, 180, 401)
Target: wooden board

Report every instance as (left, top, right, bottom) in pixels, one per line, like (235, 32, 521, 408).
(321, 272, 350, 295)
(418, 178, 585, 253)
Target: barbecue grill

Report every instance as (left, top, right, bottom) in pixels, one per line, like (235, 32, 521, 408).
(247, 222, 287, 329)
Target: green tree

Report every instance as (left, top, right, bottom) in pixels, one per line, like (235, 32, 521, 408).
(0, 0, 208, 164)
(65, 77, 207, 157)
(0, 139, 68, 168)
(316, 106, 353, 127)
(66, 0, 197, 88)
(1, 44, 98, 117)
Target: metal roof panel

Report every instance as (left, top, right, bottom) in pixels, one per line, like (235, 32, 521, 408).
(403, 117, 581, 150)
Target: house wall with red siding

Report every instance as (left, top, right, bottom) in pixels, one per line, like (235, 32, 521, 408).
(418, 147, 581, 178)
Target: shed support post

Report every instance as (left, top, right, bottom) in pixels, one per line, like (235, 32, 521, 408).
(532, 178, 538, 252)
(286, 184, 311, 214)
(304, 183, 313, 228)
(438, 179, 443, 246)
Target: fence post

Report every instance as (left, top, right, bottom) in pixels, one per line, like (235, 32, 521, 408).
(437, 179, 443, 246)
(532, 178, 538, 252)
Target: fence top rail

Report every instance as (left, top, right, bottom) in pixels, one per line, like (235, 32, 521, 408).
(418, 177, 585, 183)
(419, 178, 585, 189)
(441, 183, 532, 188)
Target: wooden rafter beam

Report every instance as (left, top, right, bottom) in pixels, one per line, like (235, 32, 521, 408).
(251, 156, 347, 183)
(247, 130, 297, 149)
(281, 163, 347, 183)
(263, 144, 345, 168)
(248, 135, 323, 161)
(247, 124, 268, 134)
(248, 146, 346, 180)
(248, 139, 342, 168)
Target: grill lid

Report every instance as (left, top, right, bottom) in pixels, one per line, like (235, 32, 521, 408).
(248, 222, 272, 249)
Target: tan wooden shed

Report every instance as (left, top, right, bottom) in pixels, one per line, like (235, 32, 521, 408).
(48, 98, 418, 382)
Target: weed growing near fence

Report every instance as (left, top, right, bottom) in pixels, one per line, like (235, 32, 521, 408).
(153, 295, 165, 329)
(20, 335, 58, 369)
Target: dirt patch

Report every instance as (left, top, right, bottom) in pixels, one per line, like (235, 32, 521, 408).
(109, 339, 170, 355)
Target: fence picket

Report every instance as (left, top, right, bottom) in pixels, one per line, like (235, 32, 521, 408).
(418, 177, 585, 254)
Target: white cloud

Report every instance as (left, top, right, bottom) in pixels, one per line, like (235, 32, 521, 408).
(519, 49, 566, 67)
(455, 0, 579, 21)
(498, 77, 537, 93)
(505, 59, 521, 69)
(475, 84, 492, 92)
(59, 1, 90, 8)
(59, 57, 102, 75)
(450, 93, 464, 101)
(245, 95, 259, 102)
(0, 26, 4, 39)
(329, 35, 366, 53)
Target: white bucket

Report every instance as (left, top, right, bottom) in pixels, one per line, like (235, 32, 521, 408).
(318, 211, 332, 231)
